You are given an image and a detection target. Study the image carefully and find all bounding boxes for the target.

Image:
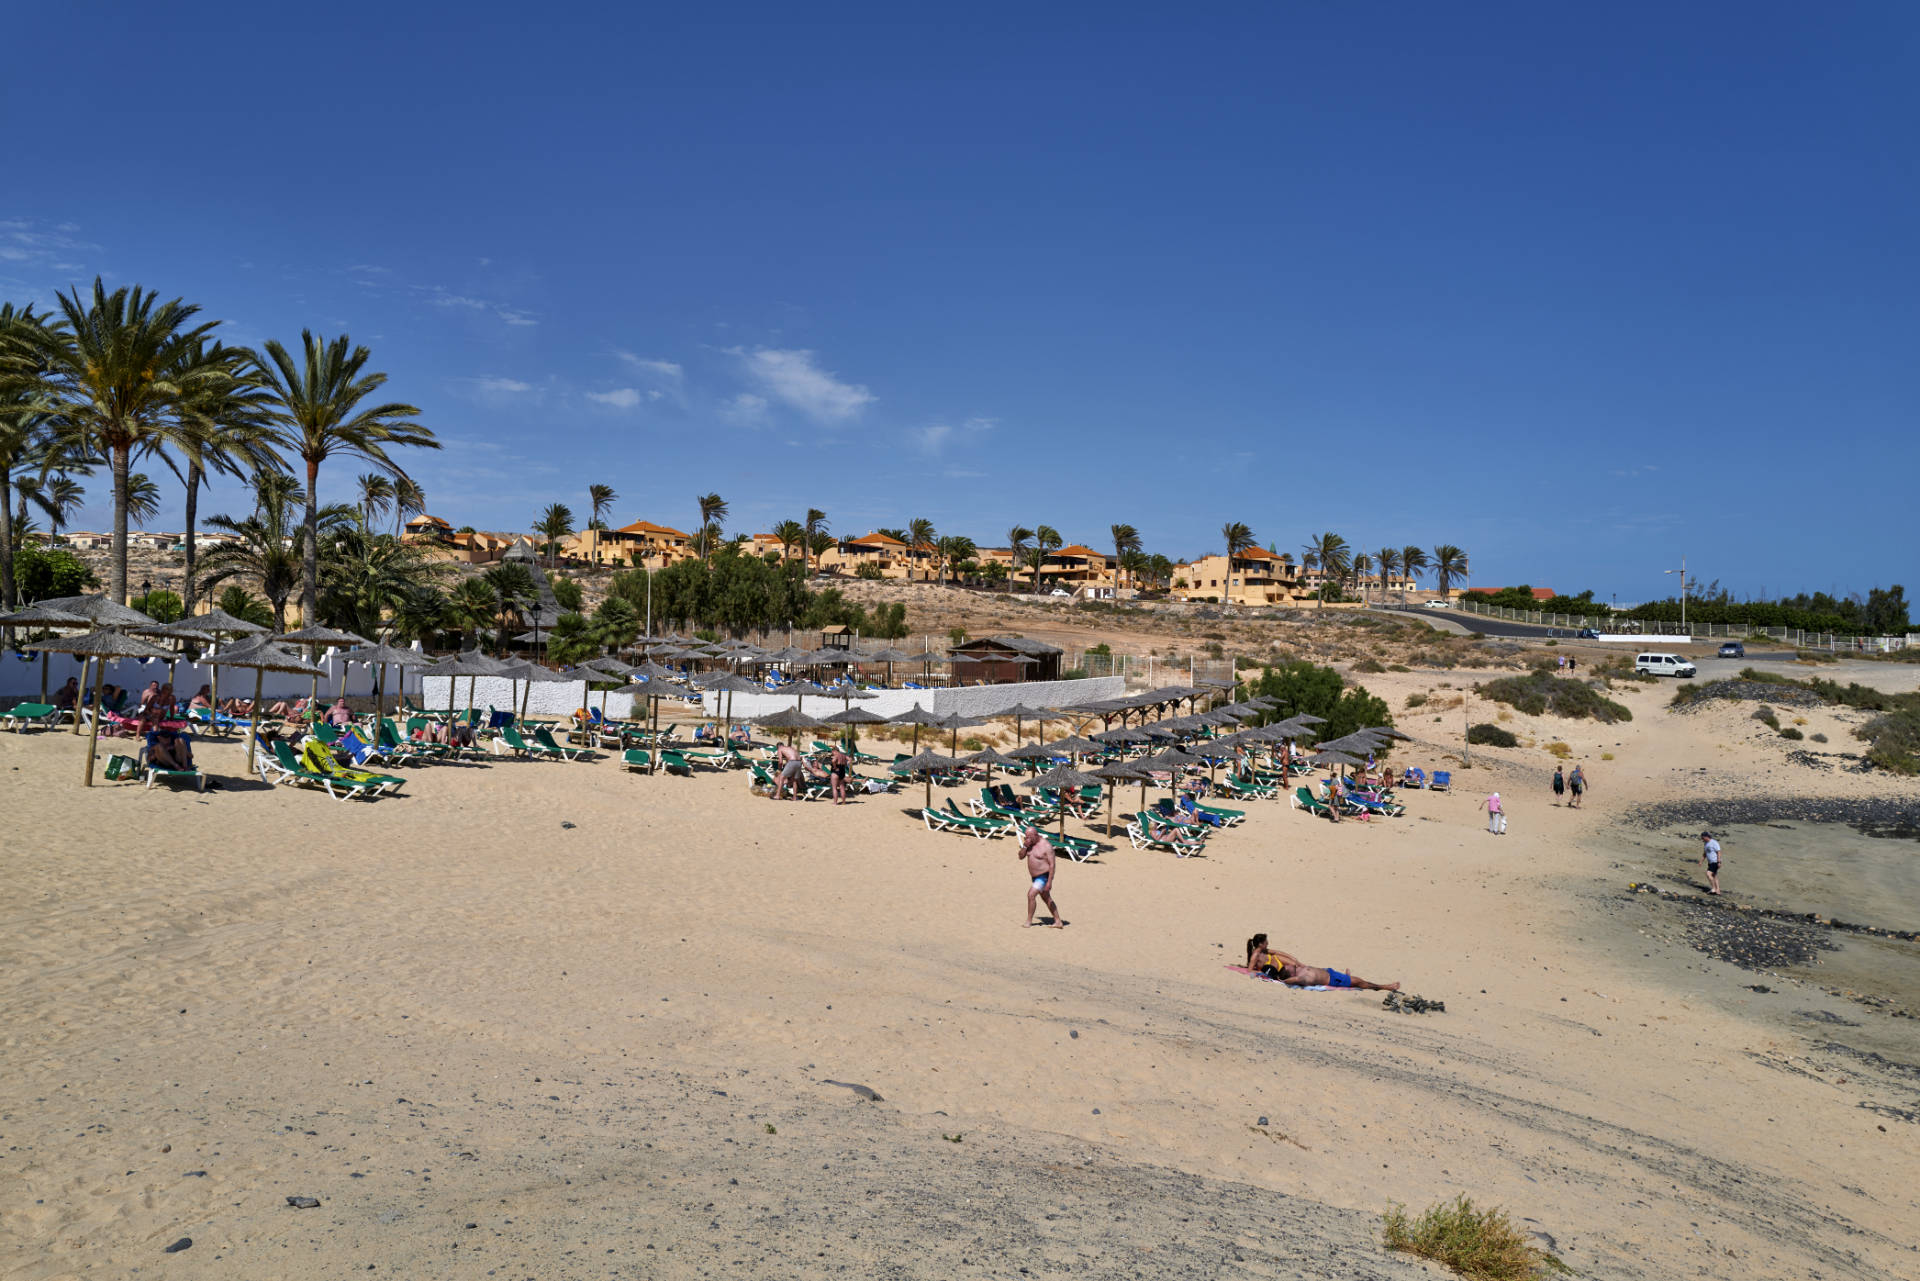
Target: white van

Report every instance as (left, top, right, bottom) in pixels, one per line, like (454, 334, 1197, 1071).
(1635, 652, 1697, 678)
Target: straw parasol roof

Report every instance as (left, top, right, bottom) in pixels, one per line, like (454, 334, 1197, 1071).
(147, 606, 267, 638)
(628, 660, 683, 682)
(889, 706, 947, 726)
(0, 603, 87, 626)
(27, 630, 175, 661)
(823, 705, 892, 725)
(1007, 742, 1062, 761)
(278, 624, 369, 647)
(1023, 764, 1102, 791)
(36, 594, 158, 628)
(752, 707, 822, 729)
(1041, 735, 1104, 757)
(1091, 727, 1150, 744)
(964, 746, 1023, 768)
(862, 646, 915, 662)
(896, 748, 963, 810)
(1309, 750, 1366, 768)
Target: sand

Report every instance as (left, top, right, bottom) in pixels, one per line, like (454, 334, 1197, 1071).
(3, 661, 1917, 1280)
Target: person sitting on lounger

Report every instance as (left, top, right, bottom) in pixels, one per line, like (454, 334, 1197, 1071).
(136, 680, 162, 712)
(1246, 932, 1396, 990)
(325, 697, 353, 729)
(189, 684, 214, 712)
(266, 694, 309, 719)
(146, 726, 194, 771)
(53, 677, 79, 711)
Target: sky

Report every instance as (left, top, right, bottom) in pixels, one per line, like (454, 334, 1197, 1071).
(3, 2, 1914, 603)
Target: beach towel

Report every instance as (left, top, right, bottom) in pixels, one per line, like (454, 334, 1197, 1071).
(1225, 964, 1333, 992)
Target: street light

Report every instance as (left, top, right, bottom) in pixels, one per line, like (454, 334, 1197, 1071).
(1664, 554, 1688, 636)
(531, 600, 543, 662)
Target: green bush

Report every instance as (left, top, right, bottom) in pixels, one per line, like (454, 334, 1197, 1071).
(1857, 708, 1920, 774)
(1480, 672, 1632, 723)
(1467, 723, 1518, 747)
(129, 589, 184, 623)
(11, 542, 96, 601)
(1352, 657, 1386, 673)
(1406, 693, 1428, 709)
(855, 563, 884, 580)
(1779, 727, 1804, 740)
(552, 575, 584, 612)
(1383, 1195, 1568, 1280)
(1753, 706, 1780, 728)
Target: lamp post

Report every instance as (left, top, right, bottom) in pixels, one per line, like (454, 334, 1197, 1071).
(141, 578, 151, 610)
(531, 600, 543, 663)
(1665, 554, 1688, 638)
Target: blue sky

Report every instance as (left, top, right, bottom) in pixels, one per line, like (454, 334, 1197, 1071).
(3, 3, 1914, 602)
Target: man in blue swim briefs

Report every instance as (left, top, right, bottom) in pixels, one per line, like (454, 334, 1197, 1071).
(1017, 825, 1067, 928)
(1277, 956, 1398, 992)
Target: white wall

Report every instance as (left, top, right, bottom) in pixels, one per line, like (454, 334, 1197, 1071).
(2, 647, 424, 704)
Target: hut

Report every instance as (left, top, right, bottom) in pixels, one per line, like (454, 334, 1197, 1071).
(949, 635, 1062, 684)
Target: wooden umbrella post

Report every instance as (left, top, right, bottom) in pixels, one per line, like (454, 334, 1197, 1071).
(71, 657, 88, 735)
(81, 657, 107, 786)
(39, 650, 48, 704)
(244, 666, 265, 778)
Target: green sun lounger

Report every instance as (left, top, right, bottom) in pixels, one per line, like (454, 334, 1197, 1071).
(501, 724, 563, 760)
(924, 799, 1009, 839)
(1127, 811, 1204, 857)
(623, 748, 652, 773)
(2, 702, 60, 732)
(532, 726, 584, 760)
(261, 740, 373, 801)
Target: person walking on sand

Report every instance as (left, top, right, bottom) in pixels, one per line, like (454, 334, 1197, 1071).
(827, 743, 851, 805)
(1017, 825, 1066, 927)
(1551, 765, 1566, 805)
(1483, 791, 1506, 835)
(1700, 831, 1722, 895)
(1568, 764, 1586, 809)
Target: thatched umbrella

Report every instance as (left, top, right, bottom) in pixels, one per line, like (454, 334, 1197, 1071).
(279, 623, 370, 702)
(1040, 735, 1104, 760)
(0, 604, 87, 704)
(1021, 763, 1104, 837)
(889, 704, 946, 753)
(339, 642, 426, 722)
(1007, 741, 1062, 777)
(210, 638, 329, 779)
(37, 594, 158, 628)
(822, 703, 890, 755)
(701, 672, 763, 742)
(26, 629, 177, 784)
(1092, 761, 1154, 836)
(142, 611, 260, 689)
(936, 712, 988, 758)
(998, 701, 1054, 745)
(895, 748, 962, 812)
(963, 745, 1023, 784)
(862, 645, 915, 687)
(1135, 745, 1206, 805)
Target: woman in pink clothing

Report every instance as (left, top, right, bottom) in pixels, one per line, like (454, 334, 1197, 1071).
(1482, 792, 1506, 835)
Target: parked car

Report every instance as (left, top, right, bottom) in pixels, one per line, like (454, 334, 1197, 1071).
(1635, 652, 1697, 678)
(1048, 588, 1072, 597)
(1423, 599, 1452, 609)
(1718, 642, 1745, 658)
(1578, 628, 1600, 640)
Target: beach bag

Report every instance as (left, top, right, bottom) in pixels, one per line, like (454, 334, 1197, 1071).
(104, 754, 140, 781)
(1494, 812, 1508, 834)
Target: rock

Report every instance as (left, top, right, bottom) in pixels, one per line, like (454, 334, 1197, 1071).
(287, 1196, 321, 1209)
(561, 820, 576, 829)
(1257, 1116, 1269, 1127)
(1069, 1030, 1079, 1039)
(163, 1238, 192, 1253)
(822, 1080, 883, 1102)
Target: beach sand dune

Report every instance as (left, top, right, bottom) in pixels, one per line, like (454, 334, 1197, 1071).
(2, 700, 1915, 1279)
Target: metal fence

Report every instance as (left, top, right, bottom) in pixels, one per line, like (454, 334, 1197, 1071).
(1066, 649, 1240, 688)
(1452, 600, 1911, 652)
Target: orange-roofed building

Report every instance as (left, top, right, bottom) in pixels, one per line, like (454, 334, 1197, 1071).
(819, 530, 928, 579)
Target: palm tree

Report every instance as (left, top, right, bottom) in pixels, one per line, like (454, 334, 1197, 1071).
(1219, 522, 1254, 598)
(319, 523, 453, 640)
(253, 470, 304, 522)
(1110, 522, 1141, 596)
(481, 562, 536, 655)
(1147, 553, 1173, 592)
(1031, 525, 1062, 589)
(447, 576, 500, 651)
(258, 329, 435, 631)
(771, 518, 805, 564)
(695, 492, 728, 562)
(588, 483, 618, 531)
(802, 508, 828, 577)
(907, 518, 936, 581)
(1431, 544, 1470, 599)
(1302, 532, 1350, 606)
(1375, 547, 1400, 606)
(534, 502, 575, 568)
(168, 341, 285, 615)
(393, 475, 427, 538)
(1006, 526, 1033, 593)
(1350, 552, 1373, 602)
(1401, 545, 1429, 591)
(39, 279, 224, 603)
(123, 472, 162, 525)
(198, 478, 349, 632)
(0, 302, 60, 609)
(356, 473, 396, 530)
(806, 530, 835, 572)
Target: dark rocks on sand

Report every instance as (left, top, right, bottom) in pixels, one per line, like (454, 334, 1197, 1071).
(163, 1238, 192, 1253)
(822, 1080, 883, 1102)
(287, 1196, 321, 1209)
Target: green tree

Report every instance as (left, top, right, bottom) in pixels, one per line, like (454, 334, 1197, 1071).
(1431, 544, 1470, 598)
(772, 518, 805, 564)
(695, 492, 728, 561)
(1304, 532, 1351, 606)
(481, 562, 537, 655)
(1110, 522, 1141, 595)
(0, 302, 64, 608)
(199, 476, 349, 632)
(167, 341, 285, 614)
(1006, 526, 1033, 594)
(214, 585, 273, 628)
(393, 475, 427, 537)
(551, 574, 585, 612)
(908, 518, 936, 581)
(258, 329, 435, 631)
(535, 501, 575, 568)
(357, 472, 396, 530)
(123, 472, 162, 525)
(938, 534, 976, 585)
(803, 508, 829, 577)
(1375, 547, 1400, 605)
(447, 576, 500, 651)
(12, 541, 96, 601)
(39, 279, 225, 603)
(587, 482, 618, 531)
(1401, 545, 1430, 589)
(128, 588, 183, 623)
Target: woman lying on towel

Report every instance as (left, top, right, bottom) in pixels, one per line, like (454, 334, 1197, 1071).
(1246, 933, 1398, 991)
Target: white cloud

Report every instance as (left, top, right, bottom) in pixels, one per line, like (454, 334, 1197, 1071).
(917, 423, 952, 453)
(963, 416, 997, 432)
(476, 377, 533, 394)
(721, 393, 770, 424)
(736, 348, 874, 422)
(616, 352, 683, 380)
(587, 387, 643, 410)
(415, 284, 539, 327)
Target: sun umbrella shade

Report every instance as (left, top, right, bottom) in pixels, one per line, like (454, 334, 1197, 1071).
(896, 750, 962, 772)
(1092, 763, 1154, 782)
(628, 661, 683, 682)
(823, 705, 892, 725)
(936, 713, 989, 729)
(753, 707, 823, 729)
(144, 607, 267, 638)
(278, 624, 370, 647)
(703, 674, 765, 694)
(0, 605, 89, 626)
(36, 594, 159, 628)
(340, 643, 426, 667)
(1007, 743, 1064, 760)
(1091, 727, 1150, 744)
(862, 647, 915, 662)
(1022, 765, 1103, 791)
(27, 630, 176, 660)
(1041, 736, 1104, 756)
(889, 707, 948, 726)
(1310, 750, 1366, 768)
(964, 747, 1024, 768)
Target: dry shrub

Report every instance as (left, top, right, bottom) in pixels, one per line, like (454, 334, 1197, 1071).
(1600, 751, 1615, 760)
(1545, 741, 1571, 758)
(1382, 1196, 1568, 1280)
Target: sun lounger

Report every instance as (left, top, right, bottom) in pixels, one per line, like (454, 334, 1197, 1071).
(1429, 770, 1450, 792)
(500, 724, 563, 760)
(261, 739, 373, 801)
(1126, 811, 1204, 857)
(1221, 776, 1276, 801)
(2, 702, 61, 732)
(924, 800, 1010, 839)
(659, 749, 695, 777)
(301, 737, 404, 795)
(532, 726, 585, 761)
(623, 748, 652, 773)
(133, 738, 205, 792)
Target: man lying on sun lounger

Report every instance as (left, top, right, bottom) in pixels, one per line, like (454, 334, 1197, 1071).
(1246, 933, 1398, 991)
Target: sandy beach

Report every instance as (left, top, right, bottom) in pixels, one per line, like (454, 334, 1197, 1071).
(3, 660, 1918, 1280)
